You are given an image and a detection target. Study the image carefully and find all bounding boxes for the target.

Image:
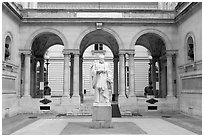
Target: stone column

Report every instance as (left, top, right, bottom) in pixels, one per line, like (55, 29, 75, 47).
(151, 57, 157, 96)
(39, 59, 44, 83)
(128, 52, 135, 96)
(79, 56, 83, 102)
(166, 50, 177, 97)
(113, 57, 119, 101)
(73, 52, 80, 97)
(20, 49, 32, 97)
(119, 53, 126, 96)
(33, 60, 37, 97)
(63, 50, 71, 97)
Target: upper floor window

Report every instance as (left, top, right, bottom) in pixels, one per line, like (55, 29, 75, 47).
(187, 36, 194, 61)
(94, 43, 103, 51)
(5, 36, 11, 61)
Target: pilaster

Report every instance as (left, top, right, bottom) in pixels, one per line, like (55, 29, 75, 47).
(19, 49, 32, 97)
(166, 50, 178, 98)
(128, 52, 135, 97)
(119, 53, 125, 96)
(62, 49, 71, 97)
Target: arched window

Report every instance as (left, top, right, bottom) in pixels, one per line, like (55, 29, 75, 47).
(5, 36, 11, 61)
(186, 33, 195, 62)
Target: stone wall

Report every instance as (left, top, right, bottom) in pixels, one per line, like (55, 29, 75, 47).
(2, 5, 21, 118)
(177, 5, 202, 117)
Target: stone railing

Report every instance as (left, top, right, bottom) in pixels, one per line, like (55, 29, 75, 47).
(37, 2, 158, 10)
(178, 60, 202, 74)
(2, 61, 19, 73)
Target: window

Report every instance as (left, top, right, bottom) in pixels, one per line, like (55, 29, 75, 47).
(94, 43, 103, 51)
(5, 36, 11, 61)
(187, 36, 194, 61)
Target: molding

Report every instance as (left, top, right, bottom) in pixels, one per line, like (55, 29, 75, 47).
(63, 49, 80, 55)
(22, 18, 175, 24)
(3, 2, 201, 25)
(178, 60, 202, 73)
(62, 49, 72, 55)
(19, 49, 32, 55)
(166, 50, 178, 56)
(180, 72, 202, 79)
(180, 90, 201, 94)
(2, 73, 17, 79)
(119, 49, 135, 55)
(2, 91, 17, 94)
(2, 2, 23, 20)
(175, 2, 201, 24)
(2, 61, 19, 73)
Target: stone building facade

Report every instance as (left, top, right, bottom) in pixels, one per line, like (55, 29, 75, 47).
(2, 2, 202, 118)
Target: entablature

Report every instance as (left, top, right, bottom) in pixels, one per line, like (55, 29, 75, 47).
(2, 2, 201, 24)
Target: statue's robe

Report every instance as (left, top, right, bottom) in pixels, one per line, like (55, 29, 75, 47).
(91, 61, 112, 103)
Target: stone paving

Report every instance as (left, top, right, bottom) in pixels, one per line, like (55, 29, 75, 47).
(2, 112, 202, 135)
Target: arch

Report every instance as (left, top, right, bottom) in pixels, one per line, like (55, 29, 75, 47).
(4, 31, 13, 43)
(185, 32, 196, 62)
(79, 29, 120, 56)
(3, 31, 13, 49)
(75, 26, 124, 51)
(25, 27, 68, 50)
(129, 28, 173, 50)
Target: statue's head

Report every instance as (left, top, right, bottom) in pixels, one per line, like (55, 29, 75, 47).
(98, 54, 105, 63)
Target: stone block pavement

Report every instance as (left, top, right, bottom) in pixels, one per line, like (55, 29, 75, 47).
(2, 112, 202, 135)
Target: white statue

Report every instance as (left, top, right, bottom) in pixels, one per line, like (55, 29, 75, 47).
(91, 54, 113, 103)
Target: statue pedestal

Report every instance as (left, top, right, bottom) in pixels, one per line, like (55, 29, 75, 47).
(91, 102, 112, 128)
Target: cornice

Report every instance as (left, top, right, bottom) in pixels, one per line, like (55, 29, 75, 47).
(175, 2, 201, 24)
(21, 18, 175, 24)
(3, 2, 201, 25)
(2, 2, 23, 20)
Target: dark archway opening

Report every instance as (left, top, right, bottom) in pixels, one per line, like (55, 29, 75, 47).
(136, 33, 167, 98)
(30, 32, 64, 98)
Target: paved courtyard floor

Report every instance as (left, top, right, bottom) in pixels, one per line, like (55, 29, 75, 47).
(2, 112, 202, 135)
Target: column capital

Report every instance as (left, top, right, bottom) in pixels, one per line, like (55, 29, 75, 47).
(127, 49, 135, 55)
(119, 49, 127, 55)
(71, 49, 80, 55)
(166, 50, 178, 56)
(62, 49, 80, 55)
(19, 49, 32, 55)
(119, 49, 135, 55)
(62, 49, 71, 55)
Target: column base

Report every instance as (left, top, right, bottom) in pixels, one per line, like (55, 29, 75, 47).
(118, 95, 127, 104)
(118, 95, 137, 116)
(71, 95, 80, 105)
(61, 96, 70, 105)
(167, 95, 176, 99)
(129, 92, 136, 97)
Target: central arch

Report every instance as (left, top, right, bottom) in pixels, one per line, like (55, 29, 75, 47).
(79, 29, 120, 103)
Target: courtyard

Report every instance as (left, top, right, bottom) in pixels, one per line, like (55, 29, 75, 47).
(2, 2, 202, 135)
(2, 112, 202, 135)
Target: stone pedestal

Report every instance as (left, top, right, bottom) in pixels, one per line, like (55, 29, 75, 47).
(91, 103, 112, 128)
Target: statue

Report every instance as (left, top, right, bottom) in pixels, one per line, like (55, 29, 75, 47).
(144, 81, 154, 97)
(44, 82, 51, 95)
(91, 54, 113, 103)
